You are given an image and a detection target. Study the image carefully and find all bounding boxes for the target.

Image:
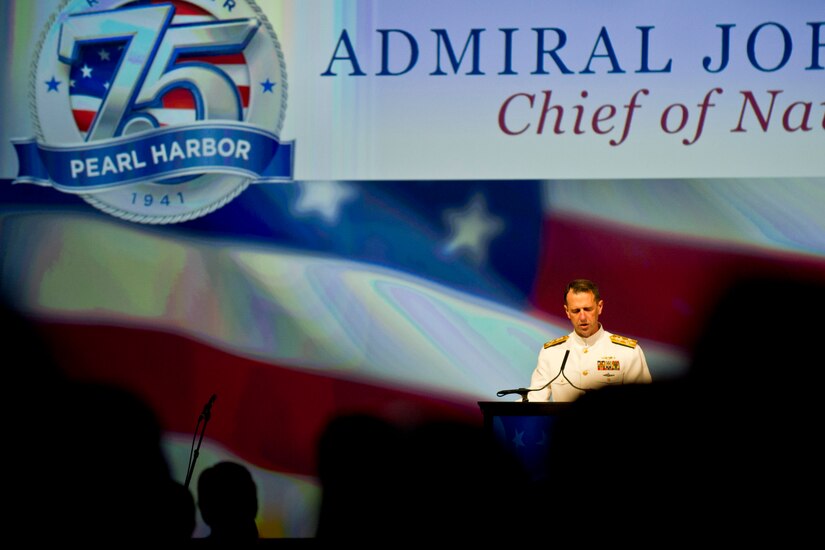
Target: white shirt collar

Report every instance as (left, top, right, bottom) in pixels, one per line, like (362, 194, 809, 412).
(570, 324, 605, 348)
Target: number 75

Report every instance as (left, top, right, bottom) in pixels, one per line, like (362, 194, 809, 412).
(58, 4, 258, 141)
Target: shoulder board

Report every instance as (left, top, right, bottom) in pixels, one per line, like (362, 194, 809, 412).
(610, 334, 638, 348)
(543, 335, 569, 349)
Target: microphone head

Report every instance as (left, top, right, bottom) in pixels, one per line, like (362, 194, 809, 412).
(200, 394, 218, 420)
(497, 388, 529, 398)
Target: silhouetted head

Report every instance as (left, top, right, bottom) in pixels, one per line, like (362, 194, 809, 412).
(46, 382, 173, 541)
(198, 461, 259, 541)
(314, 413, 403, 540)
(689, 275, 825, 399)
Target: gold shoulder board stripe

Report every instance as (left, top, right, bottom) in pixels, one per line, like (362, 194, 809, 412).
(610, 334, 638, 348)
(544, 335, 569, 349)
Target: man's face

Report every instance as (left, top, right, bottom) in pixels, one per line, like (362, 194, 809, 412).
(564, 290, 603, 338)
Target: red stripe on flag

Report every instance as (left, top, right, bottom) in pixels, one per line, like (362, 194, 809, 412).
(152, 0, 211, 17)
(39, 323, 481, 477)
(161, 86, 250, 109)
(532, 214, 825, 350)
(177, 53, 247, 65)
(72, 110, 94, 132)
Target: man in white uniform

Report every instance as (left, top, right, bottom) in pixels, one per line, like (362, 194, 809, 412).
(528, 279, 651, 402)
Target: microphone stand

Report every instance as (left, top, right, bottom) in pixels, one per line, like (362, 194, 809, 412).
(184, 394, 216, 489)
(497, 350, 570, 401)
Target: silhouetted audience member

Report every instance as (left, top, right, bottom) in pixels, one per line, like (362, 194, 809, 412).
(3, 297, 193, 542)
(400, 419, 533, 541)
(4, 299, 65, 538)
(315, 414, 404, 540)
(540, 381, 695, 545)
(683, 275, 823, 543)
(315, 412, 531, 541)
(197, 461, 260, 543)
(49, 381, 177, 541)
(158, 480, 197, 541)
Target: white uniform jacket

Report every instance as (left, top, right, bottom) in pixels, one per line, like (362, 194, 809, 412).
(527, 325, 652, 402)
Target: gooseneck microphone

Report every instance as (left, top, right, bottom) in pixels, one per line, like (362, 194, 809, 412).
(200, 393, 217, 421)
(185, 392, 218, 488)
(497, 350, 570, 402)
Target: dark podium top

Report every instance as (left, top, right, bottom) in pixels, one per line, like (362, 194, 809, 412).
(478, 401, 572, 416)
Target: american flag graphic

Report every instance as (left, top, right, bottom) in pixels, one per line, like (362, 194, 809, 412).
(69, 0, 250, 135)
(3, 176, 825, 536)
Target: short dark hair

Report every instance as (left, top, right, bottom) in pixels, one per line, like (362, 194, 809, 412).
(564, 279, 601, 303)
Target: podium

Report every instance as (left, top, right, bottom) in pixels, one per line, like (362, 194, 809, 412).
(478, 401, 572, 481)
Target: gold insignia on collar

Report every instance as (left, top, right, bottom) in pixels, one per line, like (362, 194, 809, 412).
(543, 335, 569, 349)
(610, 334, 638, 348)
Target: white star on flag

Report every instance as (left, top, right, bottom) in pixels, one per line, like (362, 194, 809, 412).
(292, 181, 357, 224)
(442, 193, 504, 265)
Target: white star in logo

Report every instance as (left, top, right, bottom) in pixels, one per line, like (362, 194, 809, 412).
(512, 429, 526, 448)
(441, 193, 504, 265)
(292, 181, 357, 224)
(98, 48, 110, 61)
(81, 64, 93, 78)
(103, 81, 110, 90)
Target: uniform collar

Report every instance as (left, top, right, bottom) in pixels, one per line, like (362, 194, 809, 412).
(570, 324, 606, 348)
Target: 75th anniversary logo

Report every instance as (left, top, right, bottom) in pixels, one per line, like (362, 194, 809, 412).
(13, 0, 293, 224)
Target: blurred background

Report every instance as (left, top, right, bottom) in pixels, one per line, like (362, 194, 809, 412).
(2, 0, 823, 538)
